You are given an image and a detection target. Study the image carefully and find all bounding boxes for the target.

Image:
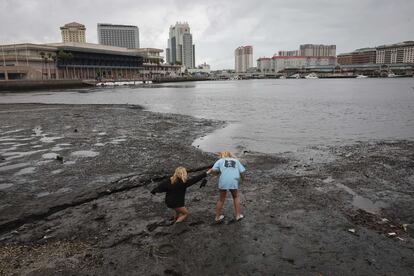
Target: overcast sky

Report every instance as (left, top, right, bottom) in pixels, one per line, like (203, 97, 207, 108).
(1, 0, 413, 69)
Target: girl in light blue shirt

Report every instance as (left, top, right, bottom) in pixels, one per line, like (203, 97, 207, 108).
(208, 151, 246, 222)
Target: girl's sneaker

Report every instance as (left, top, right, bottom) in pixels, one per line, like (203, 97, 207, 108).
(215, 215, 225, 223)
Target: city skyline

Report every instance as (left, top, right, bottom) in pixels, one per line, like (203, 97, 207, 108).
(1, 0, 413, 69)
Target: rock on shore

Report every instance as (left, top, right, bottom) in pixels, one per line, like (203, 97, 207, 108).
(0, 104, 413, 275)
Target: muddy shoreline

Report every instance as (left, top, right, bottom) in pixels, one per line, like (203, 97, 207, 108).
(0, 104, 413, 275)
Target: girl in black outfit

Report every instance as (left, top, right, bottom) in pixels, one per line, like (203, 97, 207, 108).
(151, 167, 207, 223)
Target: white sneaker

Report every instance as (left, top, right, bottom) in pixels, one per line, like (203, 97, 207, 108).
(215, 215, 225, 223)
(236, 214, 244, 221)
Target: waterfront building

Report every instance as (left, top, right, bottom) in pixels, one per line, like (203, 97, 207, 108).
(135, 48, 181, 77)
(188, 62, 211, 75)
(376, 41, 414, 64)
(337, 48, 376, 65)
(60, 22, 86, 43)
(0, 43, 58, 80)
(0, 42, 180, 81)
(299, 44, 336, 57)
(272, 56, 336, 73)
(166, 22, 195, 68)
(235, 46, 253, 73)
(257, 57, 272, 72)
(270, 44, 336, 72)
(198, 62, 210, 70)
(97, 24, 140, 49)
(337, 52, 353, 65)
(337, 41, 414, 66)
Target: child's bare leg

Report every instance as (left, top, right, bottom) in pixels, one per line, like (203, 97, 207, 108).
(230, 189, 241, 219)
(215, 190, 227, 220)
(174, 207, 188, 222)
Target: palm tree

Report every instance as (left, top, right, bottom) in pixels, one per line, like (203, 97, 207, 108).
(51, 54, 58, 79)
(57, 50, 73, 79)
(39, 51, 45, 80)
(46, 53, 54, 79)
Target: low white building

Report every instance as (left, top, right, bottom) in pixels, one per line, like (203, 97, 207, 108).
(188, 62, 211, 75)
(257, 57, 272, 72)
(272, 56, 337, 72)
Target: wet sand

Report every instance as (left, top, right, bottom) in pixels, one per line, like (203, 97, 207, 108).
(0, 104, 413, 275)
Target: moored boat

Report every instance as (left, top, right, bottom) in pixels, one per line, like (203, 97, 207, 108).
(305, 73, 318, 79)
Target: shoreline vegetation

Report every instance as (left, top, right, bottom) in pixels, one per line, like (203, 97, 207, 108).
(0, 103, 413, 275)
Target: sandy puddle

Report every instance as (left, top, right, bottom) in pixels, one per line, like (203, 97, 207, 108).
(335, 183, 388, 214)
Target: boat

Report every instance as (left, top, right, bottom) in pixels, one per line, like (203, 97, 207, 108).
(305, 73, 318, 79)
(356, 74, 368, 79)
(96, 80, 152, 86)
(387, 72, 404, 78)
(288, 73, 301, 79)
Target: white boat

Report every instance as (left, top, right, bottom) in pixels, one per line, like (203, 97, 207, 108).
(288, 73, 301, 79)
(96, 80, 152, 86)
(356, 74, 368, 79)
(387, 72, 404, 78)
(305, 73, 318, 79)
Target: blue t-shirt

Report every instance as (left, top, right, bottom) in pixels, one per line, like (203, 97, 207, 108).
(212, 158, 246, 190)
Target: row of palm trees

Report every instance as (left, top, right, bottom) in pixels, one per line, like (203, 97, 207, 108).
(39, 50, 73, 80)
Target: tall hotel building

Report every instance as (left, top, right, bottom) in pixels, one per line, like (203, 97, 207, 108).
(235, 46, 253, 73)
(97, 24, 140, 49)
(60, 22, 86, 43)
(166, 22, 195, 68)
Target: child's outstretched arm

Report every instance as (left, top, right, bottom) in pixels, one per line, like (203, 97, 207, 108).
(151, 179, 169, 194)
(185, 172, 207, 188)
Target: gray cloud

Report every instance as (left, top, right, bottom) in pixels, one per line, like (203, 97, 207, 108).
(1, 0, 413, 69)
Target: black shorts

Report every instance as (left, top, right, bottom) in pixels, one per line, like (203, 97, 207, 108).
(219, 189, 238, 192)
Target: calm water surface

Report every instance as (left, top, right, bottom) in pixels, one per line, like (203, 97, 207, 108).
(1, 78, 414, 154)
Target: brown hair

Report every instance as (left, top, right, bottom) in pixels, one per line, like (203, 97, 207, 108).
(170, 166, 188, 184)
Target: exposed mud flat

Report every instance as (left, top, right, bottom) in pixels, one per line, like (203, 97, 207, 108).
(0, 104, 413, 275)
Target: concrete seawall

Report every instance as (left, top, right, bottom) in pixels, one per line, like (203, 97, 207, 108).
(0, 80, 95, 92)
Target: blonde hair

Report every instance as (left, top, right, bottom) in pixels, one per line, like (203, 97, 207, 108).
(218, 151, 236, 159)
(170, 166, 188, 184)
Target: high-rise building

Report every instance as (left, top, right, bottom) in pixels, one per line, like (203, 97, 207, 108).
(166, 22, 195, 68)
(60, 22, 86, 43)
(299, 44, 336, 57)
(235, 46, 253, 73)
(97, 24, 140, 49)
